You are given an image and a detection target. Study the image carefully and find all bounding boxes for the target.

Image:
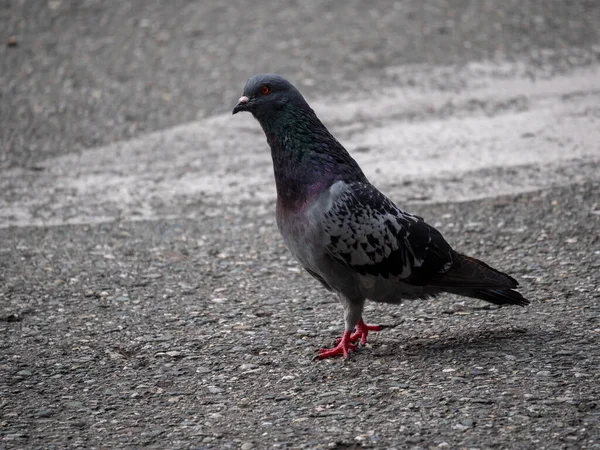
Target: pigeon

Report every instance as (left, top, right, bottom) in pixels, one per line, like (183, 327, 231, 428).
(232, 74, 529, 359)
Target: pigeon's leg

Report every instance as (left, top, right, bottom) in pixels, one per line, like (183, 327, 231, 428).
(318, 295, 363, 359)
(342, 317, 382, 346)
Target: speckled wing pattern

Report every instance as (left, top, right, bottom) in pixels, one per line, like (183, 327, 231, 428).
(322, 182, 454, 285)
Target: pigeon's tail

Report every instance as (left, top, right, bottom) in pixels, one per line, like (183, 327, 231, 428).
(430, 252, 530, 307)
(447, 287, 530, 307)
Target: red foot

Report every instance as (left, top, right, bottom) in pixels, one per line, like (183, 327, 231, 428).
(336, 318, 381, 346)
(318, 330, 356, 359)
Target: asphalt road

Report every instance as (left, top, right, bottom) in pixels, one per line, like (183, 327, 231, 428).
(1, 1, 600, 449)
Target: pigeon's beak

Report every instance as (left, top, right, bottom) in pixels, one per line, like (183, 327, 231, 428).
(232, 96, 250, 115)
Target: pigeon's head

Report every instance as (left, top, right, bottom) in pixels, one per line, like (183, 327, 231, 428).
(232, 74, 306, 120)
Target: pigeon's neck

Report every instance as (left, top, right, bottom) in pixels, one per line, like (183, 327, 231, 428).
(258, 106, 366, 211)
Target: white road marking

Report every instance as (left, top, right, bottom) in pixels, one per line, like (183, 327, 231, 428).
(1, 62, 599, 228)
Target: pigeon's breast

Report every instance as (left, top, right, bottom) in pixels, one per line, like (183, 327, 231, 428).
(276, 204, 310, 238)
(275, 198, 325, 271)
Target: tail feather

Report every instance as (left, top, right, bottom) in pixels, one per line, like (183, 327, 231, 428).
(447, 287, 530, 307)
(430, 252, 530, 307)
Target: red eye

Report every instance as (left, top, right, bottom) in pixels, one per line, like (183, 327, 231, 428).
(260, 86, 270, 95)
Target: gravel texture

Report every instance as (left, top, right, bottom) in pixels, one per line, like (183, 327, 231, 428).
(1, 181, 599, 448)
(2, 0, 600, 168)
(1, 1, 599, 449)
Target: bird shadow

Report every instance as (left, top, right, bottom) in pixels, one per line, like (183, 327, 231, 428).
(371, 326, 561, 359)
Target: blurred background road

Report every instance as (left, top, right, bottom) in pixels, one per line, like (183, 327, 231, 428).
(1, 1, 599, 449)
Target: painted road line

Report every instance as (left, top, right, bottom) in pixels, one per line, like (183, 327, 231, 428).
(1, 63, 599, 228)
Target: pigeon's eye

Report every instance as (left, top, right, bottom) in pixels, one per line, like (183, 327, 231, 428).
(260, 86, 270, 95)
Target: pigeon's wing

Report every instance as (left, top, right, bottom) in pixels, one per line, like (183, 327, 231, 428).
(319, 182, 454, 285)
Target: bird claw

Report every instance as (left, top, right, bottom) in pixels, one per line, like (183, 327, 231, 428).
(335, 319, 382, 346)
(317, 341, 356, 359)
(316, 330, 356, 359)
(315, 319, 386, 360)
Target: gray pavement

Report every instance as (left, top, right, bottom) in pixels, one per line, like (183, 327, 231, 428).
(2, 0, 600, 167)
(1, 1, 600, 449)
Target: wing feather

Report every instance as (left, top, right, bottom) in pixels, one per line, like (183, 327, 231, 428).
(320, 182, 453, 284)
